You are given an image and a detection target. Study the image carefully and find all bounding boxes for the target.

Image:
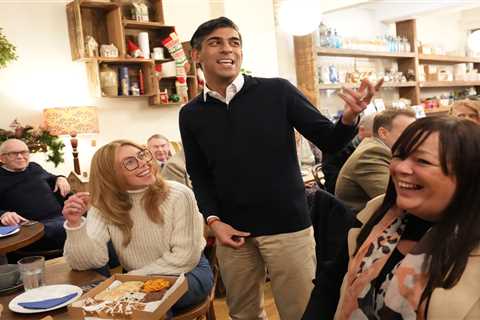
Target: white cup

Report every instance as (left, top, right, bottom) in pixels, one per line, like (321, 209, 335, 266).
(152, 47, 164, 60)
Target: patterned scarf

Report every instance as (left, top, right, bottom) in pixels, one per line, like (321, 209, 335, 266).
(338, 206, 432, 320)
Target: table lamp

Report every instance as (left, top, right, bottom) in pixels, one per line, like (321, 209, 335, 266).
(42, 107, 99, 175)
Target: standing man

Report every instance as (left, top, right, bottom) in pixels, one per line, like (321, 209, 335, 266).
(0, 139, 70, 252)
(180, 17, 382, 319)
(146, 134, 172, 167)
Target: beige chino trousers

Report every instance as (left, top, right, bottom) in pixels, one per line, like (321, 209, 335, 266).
(216, 226, 316, 320)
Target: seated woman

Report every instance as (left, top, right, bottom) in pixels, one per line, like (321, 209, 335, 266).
(329, 117, 480, 319)
(62, 140, 213, 313)
(449, 99, 480, 124)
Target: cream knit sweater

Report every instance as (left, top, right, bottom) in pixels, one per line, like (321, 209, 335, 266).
(63, 181, 205, 275)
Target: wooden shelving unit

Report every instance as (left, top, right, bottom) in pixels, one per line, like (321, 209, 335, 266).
(294, 18, 480, 110)
(78, 0, 118, 9)
(66, 0, 198, 106)
(420, 81, 480, 88)
(318, 81, 417, 90)
(123, 19, 175, 30)
(424, 106, 450, 115)
(317, 47, 416, 59)
(418, 54, 480, 64)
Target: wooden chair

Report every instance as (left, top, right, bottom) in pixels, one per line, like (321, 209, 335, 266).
(311, 163, 325, 189)
(172, 242, 218, 320)
(170, 141, 183, 154)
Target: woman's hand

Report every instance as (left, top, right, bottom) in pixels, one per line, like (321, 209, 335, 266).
(62, 192, 90, 228)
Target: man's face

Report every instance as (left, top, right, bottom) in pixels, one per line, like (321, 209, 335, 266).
(452, 105, 480, 124)
(192, 27, 243, 87)
(0, 140, 30, 171)
(380, 115, 416, 148)
(147, 138, 171, 163)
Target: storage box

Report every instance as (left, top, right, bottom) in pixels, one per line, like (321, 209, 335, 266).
(419, 44, 432, 55)
(68, 273, 187, 319)
(424, 65, 438, 81)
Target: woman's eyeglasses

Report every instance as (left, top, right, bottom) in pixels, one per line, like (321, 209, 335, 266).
(122, 149, 153, 171)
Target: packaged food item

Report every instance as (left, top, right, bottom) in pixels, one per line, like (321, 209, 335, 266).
(120, 66, 129, 96)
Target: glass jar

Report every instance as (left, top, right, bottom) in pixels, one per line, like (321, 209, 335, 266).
(100, 64, 118, 96)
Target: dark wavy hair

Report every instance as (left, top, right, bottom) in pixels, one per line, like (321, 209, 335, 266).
(190, 16, 241, 50)
(356, 116, 480, 304)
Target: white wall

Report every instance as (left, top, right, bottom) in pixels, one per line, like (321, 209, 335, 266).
(0, 0, 280, 175)
(224, 0, 279, 77)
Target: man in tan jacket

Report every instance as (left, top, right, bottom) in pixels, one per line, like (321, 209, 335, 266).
(335, 109, 416, 212)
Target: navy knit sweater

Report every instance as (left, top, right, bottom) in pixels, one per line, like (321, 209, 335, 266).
(0, 162, 63, 222)
(179, 76, 357, 236)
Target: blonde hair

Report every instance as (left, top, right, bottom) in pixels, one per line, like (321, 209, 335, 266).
(89, 140, 169, 247)
(449, 99, 480, 116)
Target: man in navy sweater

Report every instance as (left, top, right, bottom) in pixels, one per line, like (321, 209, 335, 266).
(0, 139, 70, 252)
(180, 17, 383, 319)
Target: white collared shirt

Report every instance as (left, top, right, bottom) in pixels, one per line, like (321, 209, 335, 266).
(203, 73, 244, 105)
(202, 73, 244, 224)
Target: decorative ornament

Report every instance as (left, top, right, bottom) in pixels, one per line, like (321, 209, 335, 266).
(0, 27, 17, 69)
(100, 44, 119, 58)
(0, 119, 65, 167)
(127, 39, 143, 58)
(85, 35, 99, 57)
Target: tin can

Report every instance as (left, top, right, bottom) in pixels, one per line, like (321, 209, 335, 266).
(119, 66, 129, 96)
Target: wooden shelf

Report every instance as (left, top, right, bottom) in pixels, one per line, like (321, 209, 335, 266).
(151, 102, 183, 107)
(424, 106, 450, 114)
(102, 93, 154, 98)
(318, 81, 417, 90)
(154, 58, 174, 63)
(317, 47, 416, 59)
(419, 81, 480, 88)
(93, 57, 154, 64)
(67, 0, 199, 106)
(419, 54, 480, 64)
(79, 0, 118, 9)
(123, 19, 175, 30)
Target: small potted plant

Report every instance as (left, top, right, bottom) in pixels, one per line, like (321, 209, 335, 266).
(0, 27, 17, 69)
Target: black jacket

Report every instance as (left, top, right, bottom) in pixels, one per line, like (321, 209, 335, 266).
(179, 75, 357, 236)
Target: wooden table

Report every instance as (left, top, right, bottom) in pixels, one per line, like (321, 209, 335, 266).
(0, 258, 105, 320)
(0, 223, 45, 255)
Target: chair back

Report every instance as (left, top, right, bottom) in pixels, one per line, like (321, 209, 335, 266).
(310, 189, 354, 264)
(172, 257, 218, 320)
(170, 141, 183, 154)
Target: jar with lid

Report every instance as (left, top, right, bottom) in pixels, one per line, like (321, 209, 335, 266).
(99, 64, 118, 96)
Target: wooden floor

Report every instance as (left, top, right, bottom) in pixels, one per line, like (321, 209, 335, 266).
(213, 282, 280, 320)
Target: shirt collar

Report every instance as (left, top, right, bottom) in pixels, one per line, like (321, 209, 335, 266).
(203, 73, 245, 104)
(1, 165, 27, 172)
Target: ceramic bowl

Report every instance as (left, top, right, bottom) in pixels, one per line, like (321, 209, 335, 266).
(0, 264, 20, 289)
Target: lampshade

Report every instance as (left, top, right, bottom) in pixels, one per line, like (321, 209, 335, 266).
(42, 107, 99, 136)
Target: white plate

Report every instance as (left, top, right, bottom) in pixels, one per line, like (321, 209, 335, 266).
(0, 227, 20, 238)
(9, 284, 82, 314)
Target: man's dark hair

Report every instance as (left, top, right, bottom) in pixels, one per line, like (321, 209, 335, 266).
(190, 16, 242, 50)
(373, 108, 416, 137)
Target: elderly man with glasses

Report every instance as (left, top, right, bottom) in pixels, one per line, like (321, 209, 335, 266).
(0, 138, 70, 255)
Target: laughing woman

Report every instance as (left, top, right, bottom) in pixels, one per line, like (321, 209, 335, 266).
(62, 140, 213, 313)
(334, 117, 480, 319)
